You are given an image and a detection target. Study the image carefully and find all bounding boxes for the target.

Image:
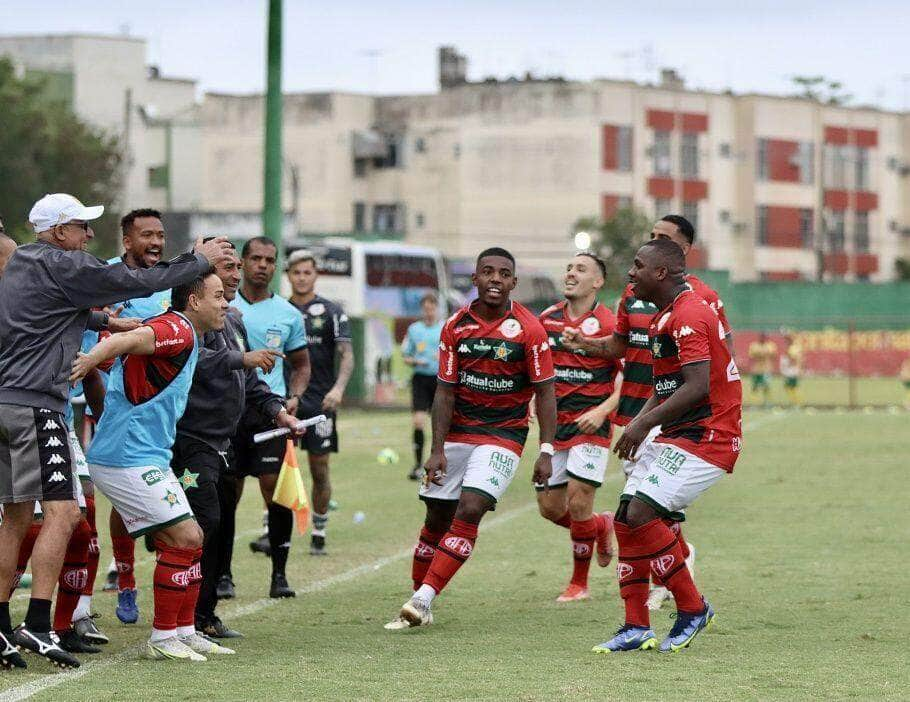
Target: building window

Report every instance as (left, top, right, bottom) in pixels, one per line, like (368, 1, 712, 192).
(617, 195, 632, 210)
(653, 130, 671, 176)
(680, 133, 699, 178)
(799, 208, 814, 249)
(415, 137, 426, 153)
(373, 203, 404, 234)
(353, 202, 366, 232)
(855, 147, 870, 190)
(824, 144, 849, 189)
(825, 210, 845, 251)
(756, 139, 769, 180)
(796, 142, 814, 184)
(682, 201, 699, 232)
(617, 126, 633, 172)
(654, 198, 672, 219)
(148, 165, 168, 189)
(854, 211, 869, 253)
(415, 212, 425, 229)
(756, 205, 769, 245)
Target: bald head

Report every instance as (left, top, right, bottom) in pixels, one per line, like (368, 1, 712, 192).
(627, 237, 688, 305)
(0, 235, 17, 279)
(640, 238, 686, 281)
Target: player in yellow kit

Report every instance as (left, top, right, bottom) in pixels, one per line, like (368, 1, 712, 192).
(779, 332, 803, 406)
(748, 332, 777, 406)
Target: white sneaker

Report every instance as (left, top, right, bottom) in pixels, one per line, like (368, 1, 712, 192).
(398, 597, 434, 628)
(383, 616, 411, 631)
(180, 633, 235, 655)
(646, 586, 672, 611)
(144, 636, 207, 662)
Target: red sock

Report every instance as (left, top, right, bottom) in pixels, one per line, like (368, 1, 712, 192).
(651, 524, 702, 614)
(82, 495, 100, 596)
(552, 511, 571, 529)
(651, 521, 689, 588)
(422, 519, 478, 595)
(10, 522, 41, 596)
(569, 517, 597, 587)
(112, 535, 136, 591)
(615, 519, 680, 627)
(411, 527, 445, 591)
(176, 548, 203, 629)
(152, 540, 195, 633)
(54, 519, 91, 632)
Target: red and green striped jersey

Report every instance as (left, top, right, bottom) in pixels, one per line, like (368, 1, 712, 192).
(438, 301, 554, 455)
(540, 300, 619, 450)
(650, 289, 742, 471)
(614, 284, 658, 426)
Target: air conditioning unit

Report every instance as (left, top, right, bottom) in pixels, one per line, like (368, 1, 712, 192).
(718, 143, 732, 158)
(718, 210, 731, 223)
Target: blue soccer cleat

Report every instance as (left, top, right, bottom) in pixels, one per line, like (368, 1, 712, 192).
(592, 625, 657, 653)
(659, 599, 715, 653)
(116, 588, 139, 624)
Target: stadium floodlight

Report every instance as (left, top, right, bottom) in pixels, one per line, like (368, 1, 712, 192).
(574, 231, 591, 250)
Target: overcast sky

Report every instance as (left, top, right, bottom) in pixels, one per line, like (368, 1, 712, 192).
(2, 0, 909, 110)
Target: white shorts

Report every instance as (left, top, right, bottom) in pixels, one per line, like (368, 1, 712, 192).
(89, 464, 193, 537)
(621, 441, 725, 520)
(545, 443, 610, 489)
(419, 442, 521, 504)
(621, 424, 661, 478)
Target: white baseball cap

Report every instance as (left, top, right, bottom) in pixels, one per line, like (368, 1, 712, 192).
(29, 193, 104, 234)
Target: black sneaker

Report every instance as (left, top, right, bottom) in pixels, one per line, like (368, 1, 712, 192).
(13, 626, 80, 669)
(249, 533, 271, 557)
(1, 631, 26, 670)
(102, 567, 118, 592)
(56, 628, 101, 654)
(73, 613, 109, 645)
(269, 573, 296, 599)
(216, 574, 236, 600)
(310, 534, 327, 556)
(197, 616, 244, 639)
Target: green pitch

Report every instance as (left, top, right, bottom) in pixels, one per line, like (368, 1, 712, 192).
(2, 409, 907, 701)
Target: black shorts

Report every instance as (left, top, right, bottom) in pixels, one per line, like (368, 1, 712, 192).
(232, 420, 286, 478)
(170, 435, 227, 536)
(411, 374, 437, 412)
(296, 399, 338, 455)
(0, 404, 75, 504)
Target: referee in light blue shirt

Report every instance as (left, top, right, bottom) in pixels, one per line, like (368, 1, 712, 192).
(402, 292, 444, 480)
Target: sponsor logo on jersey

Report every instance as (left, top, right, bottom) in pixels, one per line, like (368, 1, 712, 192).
(499, 319, 522, 339)
(581, 317, 601, 335)
(454, 323, 480, 333)
(459, 371, 515, 393)
(555, 367, 594, 383)
(651, 554, 675, 576)
(141, 469, 165, 486)
(530, 343, 544, 377)
(617, 563, 633, 580)
(310, 316, 325, 331)
(155, 336, 183, 349)
(443, 536, 473, 557)
(48, 470, 66, 482)
(629, 330, 649, 347)
(655, 377, 678, 395)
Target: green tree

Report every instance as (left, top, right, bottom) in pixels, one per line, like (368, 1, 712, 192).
(0, 57, 122, 256)
(791, 75, 852, 105)
(571, 206, 653, 294)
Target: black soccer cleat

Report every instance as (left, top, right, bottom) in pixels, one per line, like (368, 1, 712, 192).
(269, 573, 296, 599)
(310, 534, 327, 556)
(1, 631, 26, 670)
(102, 567, 118, 592)
(13, 626, 80, 669)
(249, 533, 271, 557)
(197, 616, 244, 639)
(73, 614, 109, 645)
(216, 574, 236, 600)
(56, 628, 101, 654)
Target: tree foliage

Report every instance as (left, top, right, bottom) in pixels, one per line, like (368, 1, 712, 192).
(0, 57, 123, 255)
(571, 207, 653, 293)
(791, 75, 852, 106)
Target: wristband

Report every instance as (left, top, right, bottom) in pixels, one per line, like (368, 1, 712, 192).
(539, 442, 555, 456)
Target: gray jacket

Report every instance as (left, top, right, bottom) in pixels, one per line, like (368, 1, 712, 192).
(0, 241, 210, 413)
(176, 308, 285, 452)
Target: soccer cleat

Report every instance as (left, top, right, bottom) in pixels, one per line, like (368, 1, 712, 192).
(144, 637, 206, 662)
(13, 626, 81, 668)
(116, 588, 139, 624)
(249, 533, 271, 557)
(646, 586, 672, 611)
(216, 574, 236, 600)
(269, 573, 296, 599)
(398, 597, 433, 628)
(73, 614, 109, 644)
(102, 567, 118, 592)
(179, 632, 235, 655)
(197, 617, 244, 639)
(658, 599, 716, 653)
(56, 628, 101, 654)
(556, 583, 590, 602)
(592, 625, 657, 653)
(1, 631, 26, 669)
(310, 534, 327, 556)
(595, 511, 616, 567)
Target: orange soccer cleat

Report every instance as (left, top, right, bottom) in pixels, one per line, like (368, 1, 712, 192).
(556, 583, 591, 602)
(595, 511, 616, 567)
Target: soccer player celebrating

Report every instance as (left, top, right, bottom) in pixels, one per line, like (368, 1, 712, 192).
(591, 239, 742, 654)
(537, 252, 620, 602)
(74, 272, 236, 661)
(402, 293, 444, 481)
(229, 237, 310, 598)
(286, 250, 355, 556)
(385, 247, 556, 629)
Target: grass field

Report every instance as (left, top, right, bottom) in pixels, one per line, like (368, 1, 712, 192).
(741, 375, 907, 408)
(1, 408, 908, 701)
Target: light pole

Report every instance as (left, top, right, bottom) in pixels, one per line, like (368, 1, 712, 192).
(263, 0, 284, 289)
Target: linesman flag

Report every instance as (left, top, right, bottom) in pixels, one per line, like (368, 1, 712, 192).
(272, 440, 311, 534)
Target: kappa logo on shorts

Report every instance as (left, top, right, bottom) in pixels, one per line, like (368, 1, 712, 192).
(582, 462, 597, 473)
(141, 469, 165, 486)
(38, 409, 52, 414)
(48, 471, 66, 483)
(617, 563, 633, 580)
(443, 536, 473, 557)
(651, 554, 675, 576)
(646, 474, 660, 485)
(44, 434, 64, 448)
(573, 542, 592, 557)
(46, 453, 66, 466)
(63, 567, 88, 591)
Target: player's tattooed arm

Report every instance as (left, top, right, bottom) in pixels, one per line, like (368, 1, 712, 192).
(69, 326, 156, 384)
(560, 329, 628, 359)
(323, 341, 354, 412)
(285, 346, 311, 415)
(425, 381, 455, 486)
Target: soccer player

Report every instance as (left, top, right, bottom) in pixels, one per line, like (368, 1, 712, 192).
(385, 247, 557, 629)
(229, 237, 310, 598)
(0, 193, 229, 669)
(780, 332, 803, 406)
(748, 332, 777, 405)
(286, 250, 354, 556)
(592, 238, 742, 653)
(75, 272, 236, 661)
(537, 252, 620, 602)
(402, 292, 444, 481)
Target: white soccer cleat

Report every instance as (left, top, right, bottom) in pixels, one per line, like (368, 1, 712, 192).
(144, 637, 207, 662)
(383, 616, 411, 631)
(180, 633, 235, 655)
(397, 597, 434, 628)
(646, 586, 672, 611)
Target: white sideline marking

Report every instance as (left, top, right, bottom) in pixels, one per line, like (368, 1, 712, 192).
(0, 502, 536, 701)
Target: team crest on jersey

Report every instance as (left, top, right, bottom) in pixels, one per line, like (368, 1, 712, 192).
(265, 328, 283, 349)
(161, 489, 181, 508)
(652, 340, 661, 357)
(499, 319, 522, 339)
(493, 343, 511, 361)
(311, 316, 325, 331)
(580, 317, 600, 335)
(308, 303, 325, 316)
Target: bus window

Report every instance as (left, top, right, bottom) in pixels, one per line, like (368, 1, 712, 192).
(366, 254, 439, 288)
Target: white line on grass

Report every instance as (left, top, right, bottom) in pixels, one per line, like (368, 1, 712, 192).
(0, 502, 536, 702)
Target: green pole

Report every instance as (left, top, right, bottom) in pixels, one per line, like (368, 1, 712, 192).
(264, 0, 284, 290)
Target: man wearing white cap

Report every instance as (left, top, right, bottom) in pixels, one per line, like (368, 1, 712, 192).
(0, 193, 232, 669)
